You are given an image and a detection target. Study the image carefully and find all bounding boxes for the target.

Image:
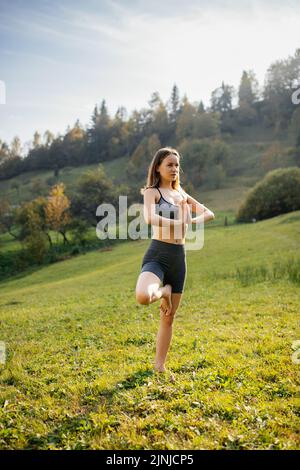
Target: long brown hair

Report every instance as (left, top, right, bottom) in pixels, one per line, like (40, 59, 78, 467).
(140, 147, 183, 195)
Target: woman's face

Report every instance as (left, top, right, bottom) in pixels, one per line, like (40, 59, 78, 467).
(156, 154, 179, 184)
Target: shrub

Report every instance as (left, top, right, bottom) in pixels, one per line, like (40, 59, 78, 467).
(236, 167, 300, 222)
(22, 232, 48, 264)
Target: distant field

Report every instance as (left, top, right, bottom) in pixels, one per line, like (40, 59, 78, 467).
(0, 211, 299, 449)
(199, 183, 253, 212)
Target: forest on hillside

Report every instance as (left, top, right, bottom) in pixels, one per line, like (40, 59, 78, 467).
(0, 49, 300, 191)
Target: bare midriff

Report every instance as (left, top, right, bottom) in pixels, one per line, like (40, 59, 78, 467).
(151, 223, 188, 245)
(151, 194, 188, 245)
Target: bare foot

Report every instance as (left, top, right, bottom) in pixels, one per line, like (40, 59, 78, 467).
(159, 284, 172, 316)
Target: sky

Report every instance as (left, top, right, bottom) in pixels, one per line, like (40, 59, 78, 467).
(0, 0, 300, 150)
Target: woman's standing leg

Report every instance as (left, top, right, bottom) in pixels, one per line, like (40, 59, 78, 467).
(154, 293, 183, 372)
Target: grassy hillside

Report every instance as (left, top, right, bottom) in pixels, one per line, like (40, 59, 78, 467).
(0, 211, 299, 449)
(0, 155, 130, 206)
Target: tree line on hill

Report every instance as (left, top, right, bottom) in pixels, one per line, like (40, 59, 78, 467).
(0, 49, 300, 188)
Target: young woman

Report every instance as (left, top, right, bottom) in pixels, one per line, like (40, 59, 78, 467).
(135, 147, 215, 374)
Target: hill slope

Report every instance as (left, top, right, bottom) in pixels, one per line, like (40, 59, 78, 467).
(0, 212, 299, 449)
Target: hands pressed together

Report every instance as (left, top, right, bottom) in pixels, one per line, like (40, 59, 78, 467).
(178, 198, 193, 224)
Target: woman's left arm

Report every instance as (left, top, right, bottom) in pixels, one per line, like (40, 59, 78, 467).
(182, 190, 215, 223)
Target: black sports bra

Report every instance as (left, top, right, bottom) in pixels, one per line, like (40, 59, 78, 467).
(155, 187, 181, 220)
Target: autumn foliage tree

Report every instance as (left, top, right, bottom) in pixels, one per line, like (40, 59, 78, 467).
(45, 183, 71, 244)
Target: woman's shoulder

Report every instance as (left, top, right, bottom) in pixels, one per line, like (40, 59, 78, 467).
(144, 185, 157, 190)
(142, 186, 160, 201)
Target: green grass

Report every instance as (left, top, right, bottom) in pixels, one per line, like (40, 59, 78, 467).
(0, 211, 299, 449)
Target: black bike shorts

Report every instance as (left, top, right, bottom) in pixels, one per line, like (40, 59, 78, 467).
(140, 239, 187, 294)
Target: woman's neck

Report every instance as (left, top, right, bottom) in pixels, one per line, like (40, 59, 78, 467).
(159, 182, 173, 189)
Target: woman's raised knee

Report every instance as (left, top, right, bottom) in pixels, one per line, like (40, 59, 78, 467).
(136, 291, 151, 305)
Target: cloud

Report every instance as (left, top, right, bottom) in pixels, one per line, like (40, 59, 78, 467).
(1, 0, 300, 144)
(2, 49, 64, 66)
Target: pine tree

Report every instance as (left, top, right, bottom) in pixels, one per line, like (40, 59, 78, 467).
(169, 84, 180, 122)
(238, 70, 258, 106)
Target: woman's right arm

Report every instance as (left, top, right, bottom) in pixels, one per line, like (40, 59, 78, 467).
(143, 188, 186, 227)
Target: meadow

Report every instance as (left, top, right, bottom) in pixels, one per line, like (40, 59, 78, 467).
(0, 211, 299, 449)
